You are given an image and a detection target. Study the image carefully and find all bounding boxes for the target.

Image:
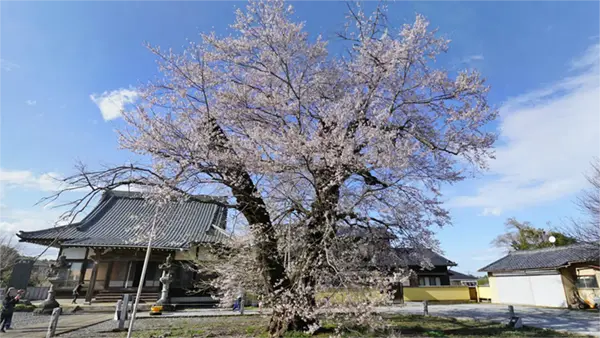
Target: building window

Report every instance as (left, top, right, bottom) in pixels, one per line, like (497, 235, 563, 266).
(66, 262, 83, 287)
(576, 276, 599, 289)
(418, 276, 441, 286)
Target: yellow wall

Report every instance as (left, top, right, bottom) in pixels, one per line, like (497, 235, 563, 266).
(317, 289, 384, 305)
(487, 275, 499, 303)
(403, 286, 470, 301)
(477, 286, 492, 300)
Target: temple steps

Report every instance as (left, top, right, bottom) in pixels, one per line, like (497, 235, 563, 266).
(94, 291, 159, 303)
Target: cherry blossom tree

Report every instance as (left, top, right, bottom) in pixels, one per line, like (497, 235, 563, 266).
(47, 1, 496, 335)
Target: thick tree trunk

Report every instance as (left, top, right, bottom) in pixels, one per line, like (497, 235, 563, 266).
(209, 117, 290, 295)
(269, 312, 317, 337)
(268, 290, 318, 337)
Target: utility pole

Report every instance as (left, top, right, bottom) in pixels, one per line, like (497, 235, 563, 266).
(127, 205, 159, 338)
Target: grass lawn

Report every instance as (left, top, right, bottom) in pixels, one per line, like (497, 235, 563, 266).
(127, 314, 588, 338)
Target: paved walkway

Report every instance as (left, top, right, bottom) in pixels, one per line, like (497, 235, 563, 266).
(1, 314, 112, 338)
(381, 303, 600, 337)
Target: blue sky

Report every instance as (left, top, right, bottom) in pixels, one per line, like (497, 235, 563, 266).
(1, 1, 598, 274)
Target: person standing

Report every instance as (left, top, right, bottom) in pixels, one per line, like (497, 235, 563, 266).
(72, 283, 83, 304)
(1, 287, 24, 333)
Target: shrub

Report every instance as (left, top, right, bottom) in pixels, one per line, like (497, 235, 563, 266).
(14, 304, 36, 312)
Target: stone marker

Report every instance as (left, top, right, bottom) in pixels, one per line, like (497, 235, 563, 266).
(240, 292, 245, 315)
(114, 299, 123, 321)
(118, 294, 130, 330)
(507, 305, 522, 329)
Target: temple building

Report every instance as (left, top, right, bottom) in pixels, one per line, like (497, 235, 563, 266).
(17, 190, 229, 305)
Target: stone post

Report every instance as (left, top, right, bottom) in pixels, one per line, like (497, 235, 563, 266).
(45, 307, 61, 338)
(118, 294, 130, 331)
(156, 254, 173, 306)
(240, 291, 245, 315)
(422, 300, 429, 316)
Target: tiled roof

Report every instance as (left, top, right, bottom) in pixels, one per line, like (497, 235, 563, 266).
(448, 269, 478, 280)
(478, 244, 600, 272)
(335, 227, 456, 268)
(17, 190, 230, 249)
(395, 248, 457, 267)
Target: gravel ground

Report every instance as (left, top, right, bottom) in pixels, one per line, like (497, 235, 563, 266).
(57, 316, 269, 338)
(4, 312, 52, 329)
(58, 319, 126, 338)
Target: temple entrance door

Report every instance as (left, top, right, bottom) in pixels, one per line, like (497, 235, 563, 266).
(108, 261, 130, 288)
(132, 262, 144, 288)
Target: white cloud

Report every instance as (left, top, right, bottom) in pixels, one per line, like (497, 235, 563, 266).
(25, 100, 37, 106)
(0, 168, 92, 258)
(90, 88, 139, 121)
(0, 207, 65, 235)
(0, 169, 64, 192)
(0, 59, 20, 71)
(462, 54, 484, 64)
(480, 207, 502, 217)
(0, 206, 62, 258)
(450, 43, 600, 215)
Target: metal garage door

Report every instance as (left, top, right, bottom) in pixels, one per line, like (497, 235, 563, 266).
(494, 271, 567, 308)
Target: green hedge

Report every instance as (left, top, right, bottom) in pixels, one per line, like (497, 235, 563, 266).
(14, 304, 36, 312)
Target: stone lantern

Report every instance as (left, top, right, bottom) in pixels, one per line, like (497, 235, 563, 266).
(39, 255, 70, 313)
(156, 254, 174, 306)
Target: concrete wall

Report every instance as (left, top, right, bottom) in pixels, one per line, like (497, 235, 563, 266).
(403, 286, 471, 301)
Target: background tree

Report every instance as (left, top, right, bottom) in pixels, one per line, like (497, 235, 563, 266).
(46, 1, 497, 335)
(560, 158, 600, 244)
(477, 275, 489, 286)
(493, 217, 576, 252)
(28, 259, 51, 287)
(0, 235, 21, 287)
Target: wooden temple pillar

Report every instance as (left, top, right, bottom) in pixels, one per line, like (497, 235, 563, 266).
(84, 249, 110, 304)
(84, 261, 99, 304)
